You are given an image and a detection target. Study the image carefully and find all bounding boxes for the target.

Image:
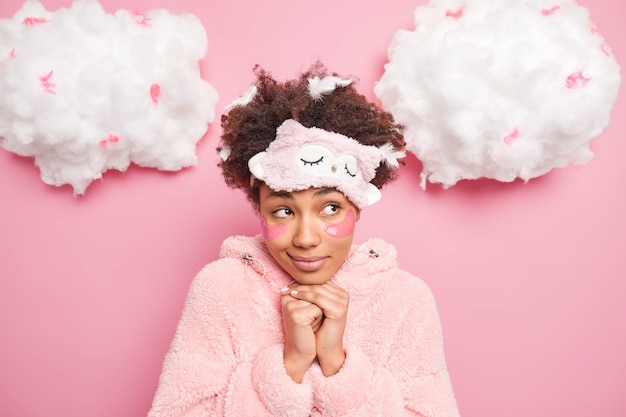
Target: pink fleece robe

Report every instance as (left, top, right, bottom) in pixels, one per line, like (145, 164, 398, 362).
(148, 235, 459, 417)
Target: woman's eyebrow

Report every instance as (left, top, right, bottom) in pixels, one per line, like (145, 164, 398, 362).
(314, 187, 340, 197)
(265, 190, 293, 200)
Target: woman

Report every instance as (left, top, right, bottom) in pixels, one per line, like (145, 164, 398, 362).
(148, 63, 459, 416)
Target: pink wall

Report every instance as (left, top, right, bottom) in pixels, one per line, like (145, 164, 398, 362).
(1, 0, 624, 416)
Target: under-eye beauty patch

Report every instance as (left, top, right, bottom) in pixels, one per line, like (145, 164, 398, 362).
(260, 217, 287, 240)
(324, 209, 356, 238)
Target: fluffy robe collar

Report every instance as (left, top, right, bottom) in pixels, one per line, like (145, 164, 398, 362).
(218, 235, 399, 297)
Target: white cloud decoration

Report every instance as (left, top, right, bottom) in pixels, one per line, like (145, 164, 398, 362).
(375, 0, 621, 189)
(0, 0, 218, 194)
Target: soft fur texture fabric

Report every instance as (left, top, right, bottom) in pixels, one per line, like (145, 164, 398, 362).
(148, 235, 459, 416)
(248, 119, 388, 208)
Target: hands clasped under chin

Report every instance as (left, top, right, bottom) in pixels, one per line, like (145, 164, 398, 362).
(280, 281, 349, 383)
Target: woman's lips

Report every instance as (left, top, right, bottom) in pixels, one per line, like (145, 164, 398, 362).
(289, 255, 327, 272)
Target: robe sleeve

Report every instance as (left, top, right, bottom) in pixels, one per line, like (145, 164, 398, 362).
(148, 260, 316, 417)
(252, 343, 314, 417)
(387, 276, 460, 417)
(148, 262, 236, 417)
(307, 272, 460, 417)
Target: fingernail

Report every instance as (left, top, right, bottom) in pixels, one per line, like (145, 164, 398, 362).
(290, 290, 299, 295)
(280, 286, 290, 292)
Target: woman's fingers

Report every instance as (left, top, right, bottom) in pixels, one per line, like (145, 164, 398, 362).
(285, 282, 349, 320)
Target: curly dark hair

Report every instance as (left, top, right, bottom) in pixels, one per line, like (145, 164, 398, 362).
(218, 62, 405, 207)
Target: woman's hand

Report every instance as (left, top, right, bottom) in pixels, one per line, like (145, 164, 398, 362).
(283, 282, 349, 377)
(281, 289, 323, 383)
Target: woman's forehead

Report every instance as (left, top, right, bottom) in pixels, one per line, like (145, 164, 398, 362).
(260, 184, 345, 201)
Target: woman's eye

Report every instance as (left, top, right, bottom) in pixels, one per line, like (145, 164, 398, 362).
(274, 208, 293, 218)
(321, 204, 340, 216)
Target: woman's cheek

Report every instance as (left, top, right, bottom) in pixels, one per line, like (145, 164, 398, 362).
(260, 216, 287, 240)
(324, 209, 356, 238)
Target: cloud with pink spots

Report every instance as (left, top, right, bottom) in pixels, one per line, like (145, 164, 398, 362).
(375, 0, 621, 189)
(0, 0, 218, 194)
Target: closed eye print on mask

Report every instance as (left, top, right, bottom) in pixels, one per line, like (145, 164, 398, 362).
(301, 155, 324, 166)
(298, 145, 358, 180)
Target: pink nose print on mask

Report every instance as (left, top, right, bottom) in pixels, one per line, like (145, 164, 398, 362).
(260, 217, 287, 240)
(324, 209, 356, 238)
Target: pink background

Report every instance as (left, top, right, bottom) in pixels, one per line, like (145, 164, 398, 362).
(1, 0, 624, 416)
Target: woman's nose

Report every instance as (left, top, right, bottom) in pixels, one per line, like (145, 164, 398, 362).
(292, 216, 321, 248)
